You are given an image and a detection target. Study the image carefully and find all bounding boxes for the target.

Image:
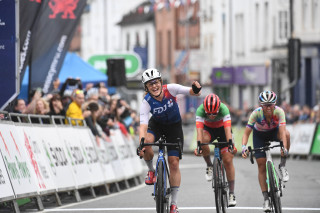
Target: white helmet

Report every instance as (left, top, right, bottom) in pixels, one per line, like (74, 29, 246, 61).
(259, 90, 277, 104)
(142, 68, 161, 84)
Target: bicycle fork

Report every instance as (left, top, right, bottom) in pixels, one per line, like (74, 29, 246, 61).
(153, 151, 170, 200)
(265, 151, 282, 197)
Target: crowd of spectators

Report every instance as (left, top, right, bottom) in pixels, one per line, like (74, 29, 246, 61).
(225, 100, 320, 126)
(4, 78, 140, 147)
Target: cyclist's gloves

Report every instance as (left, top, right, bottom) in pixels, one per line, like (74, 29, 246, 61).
(241, 145, 248, 155)
(282, 147, 289, 156)
(192, 84, 202, 94)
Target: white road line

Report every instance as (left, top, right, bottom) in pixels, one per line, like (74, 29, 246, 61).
(43, 207, 320, 212)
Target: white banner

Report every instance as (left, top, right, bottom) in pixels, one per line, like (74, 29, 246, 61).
(14, 125, 56, 194)
(110, 129, 137, 179)
(35, 126, 77, 191)
(0, 151, 15, 201)
(287, 123, 316, 155)
(122, 134, 143, 175)
(0, 123, 39, 197)
(73, 127, 106, 185)
(56, 127, 92, 188)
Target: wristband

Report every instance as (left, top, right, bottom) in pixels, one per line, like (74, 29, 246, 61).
(192, 84, 201, 94)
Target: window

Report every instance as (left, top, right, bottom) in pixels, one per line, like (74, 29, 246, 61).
(126, 33, 130, 51)
(312, 0, 319, 29)
(255, 3, 259, 49)
(235, 13, 245, 56)
(263, 2, 269, 48)
(278, 11, 289, 39)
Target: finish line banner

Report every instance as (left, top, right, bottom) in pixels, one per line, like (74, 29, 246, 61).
(29, 0, 87, 94)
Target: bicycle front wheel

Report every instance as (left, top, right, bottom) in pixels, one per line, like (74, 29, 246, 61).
(156, 162, 167, 213)
(213, 158, 223, 213)
(267, 161, 282, 213)
(221, 163, 228, 212)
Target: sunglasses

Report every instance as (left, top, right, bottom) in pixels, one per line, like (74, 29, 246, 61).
(147, 79, 160, 87)
(207, 112, 218, 116)
(261, 103, 275, 107)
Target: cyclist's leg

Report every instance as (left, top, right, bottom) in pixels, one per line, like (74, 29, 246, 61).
(253, 129, 270, 210)
(144, 118, 160, 185)
(202, 127, 213, 167)
(165, 121, 183, 209)
(277, 128, 290, 181)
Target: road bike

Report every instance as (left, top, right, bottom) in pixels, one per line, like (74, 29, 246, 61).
(137, 136, 182, 213)
(197, 139, 233, 213)
(247, 141, 285, 213)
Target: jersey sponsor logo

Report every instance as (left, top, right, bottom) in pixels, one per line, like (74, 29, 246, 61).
(153, 99, 174, 114)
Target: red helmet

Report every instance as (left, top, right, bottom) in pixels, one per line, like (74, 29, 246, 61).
(203, 94, 221, 115)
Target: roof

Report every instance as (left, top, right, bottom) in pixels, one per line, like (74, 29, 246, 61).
(117, 1, 154, 26)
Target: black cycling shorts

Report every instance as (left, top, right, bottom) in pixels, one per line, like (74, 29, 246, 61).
(147, 117, 184, 157)
(253, 127, 279, 159)
(203, 125, 228, 149)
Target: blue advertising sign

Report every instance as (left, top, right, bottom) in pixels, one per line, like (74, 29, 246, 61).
(234, 66, 268, 85)
(212, 67, 234, 84)
(0, 0, 18, 109)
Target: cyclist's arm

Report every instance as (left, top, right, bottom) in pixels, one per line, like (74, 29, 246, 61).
(278, 125, 287, 150)
(222, 114, 232, 142)
(242, 127, 252, 147)
(196, 115, 205, 142)
(139, 124, 148, 144)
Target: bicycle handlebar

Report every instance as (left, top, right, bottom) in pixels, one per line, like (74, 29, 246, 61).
(248, 141, 284, 164)
(197, 139, 234, 155)
(137, 136, 183, 159)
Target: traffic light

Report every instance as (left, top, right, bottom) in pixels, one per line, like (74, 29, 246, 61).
(288, 38, 301, 82)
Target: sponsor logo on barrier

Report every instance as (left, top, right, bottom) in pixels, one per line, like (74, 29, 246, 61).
(85, 147, 99, 164)
(5, 156, 31, 184)
(24, 132, 46, 189)
(106, 145, 118, 162)
(0, 169, 5, 184)
(118, 145, 132, 160)
(43, 140, 57, 175)
(50, 146, 68, 167)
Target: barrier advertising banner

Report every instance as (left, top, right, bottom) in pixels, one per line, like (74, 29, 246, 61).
(56, 127, 92, 188)
(28, 0, 87, 94)
(287, 124, 317, 155)
(35, 126, 76, 191)
(0, 151, 15, 201)
(71, 127, 106, 186)
(110, 130, 136, 179)
(0, 123, 38, 197)
(14, 125, 56, 194)
(103, 134, 126, 181)
(311, 124, 320, 155)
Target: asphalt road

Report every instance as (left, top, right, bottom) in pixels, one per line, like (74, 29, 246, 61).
(23, 154, 320, 213)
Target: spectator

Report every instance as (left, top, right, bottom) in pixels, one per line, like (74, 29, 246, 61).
(47, 94, 65, 116)
(65, 89, 86, 125)
(50, 78, 61, 95)
(298, 105, 311, 123)
(12, 99, 27, 113)
(34, 98, 50, 115)
(86, 87, 99, 102)
(85, 102, 102, 146)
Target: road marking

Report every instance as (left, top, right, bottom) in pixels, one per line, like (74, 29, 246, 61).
(43, 207, 320, 212)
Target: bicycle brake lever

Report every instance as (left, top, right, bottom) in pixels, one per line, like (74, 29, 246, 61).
(197, 141, 202, 155)
(248, 146, 254, 164)
(138, 138, 145, 159)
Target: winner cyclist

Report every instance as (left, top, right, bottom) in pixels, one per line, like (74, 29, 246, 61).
(138, 68, 201, 213)
(194, 93, 237, 206)
(241, 91, 290, 212)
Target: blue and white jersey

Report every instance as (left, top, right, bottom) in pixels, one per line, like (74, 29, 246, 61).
(140, 84, 190, 125)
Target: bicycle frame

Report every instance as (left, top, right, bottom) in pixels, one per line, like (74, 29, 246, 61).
(154, 148, 169, 198)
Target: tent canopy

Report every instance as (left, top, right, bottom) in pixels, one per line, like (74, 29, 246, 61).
(20, 52, 108, 100)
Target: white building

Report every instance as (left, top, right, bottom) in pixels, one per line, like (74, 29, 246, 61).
(81, 0, 145, 60)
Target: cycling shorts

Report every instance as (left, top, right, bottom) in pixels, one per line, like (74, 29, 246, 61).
(147, 117, 184, 157)
(253, 127, 279, 159)
(203, 125, 231, 154)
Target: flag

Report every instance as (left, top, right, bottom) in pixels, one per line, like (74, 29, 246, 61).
(19, 0, 43, 82)
(28, 0, 87, 94)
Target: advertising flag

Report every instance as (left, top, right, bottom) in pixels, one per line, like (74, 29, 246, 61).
(19, 0, 43, 81)
(0, 0, 18, 110)
(29, 0, 87, 94)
